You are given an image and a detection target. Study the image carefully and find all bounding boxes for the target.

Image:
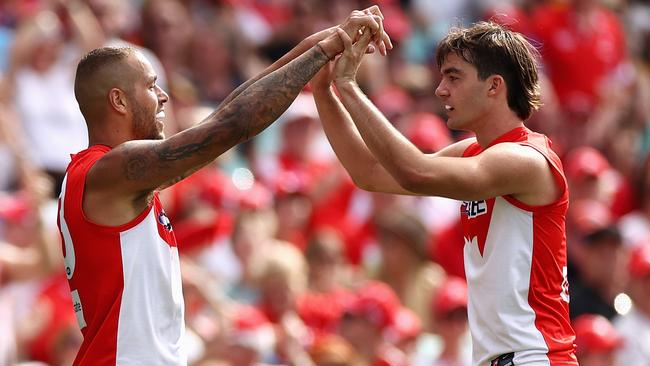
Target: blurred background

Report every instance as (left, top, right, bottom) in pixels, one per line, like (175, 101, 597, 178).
(0, 0, 649, 365)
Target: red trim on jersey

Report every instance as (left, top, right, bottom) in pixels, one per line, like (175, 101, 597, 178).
(462, 127, 577, 364)
(529, 212, 579, 365)
(60, 145, 162, 365)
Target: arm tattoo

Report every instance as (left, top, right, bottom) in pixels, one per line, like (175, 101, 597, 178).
(155, 135, 212, 161)
(122, 46, 329, 185)
(210, 46, 329, 141)
(124, 155, 149, 180)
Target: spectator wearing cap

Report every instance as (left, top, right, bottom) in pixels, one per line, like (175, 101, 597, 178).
(568, 199, 626, 320)
(160, 165, 237, 255)
(338, 281, 409, 366)
(298, 230, 355, 336)
(374, 208, 445, 332)
(257, 92, 357, 252)
(564, 147, 613, 203)
(613, 242, 650, 366)
(573, 314, 623, 366)
(255, 92, 332, 188)
(272, 170, 314, 251)
(563, 146, 635, 219)
(414, 276, 471, 366)
(384, 306, 422, 359)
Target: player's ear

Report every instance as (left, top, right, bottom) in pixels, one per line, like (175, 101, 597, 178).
(487, 75, 504, 96)
(108, 88, 128, 115)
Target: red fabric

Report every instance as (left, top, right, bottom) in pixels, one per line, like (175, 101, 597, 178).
(26, 275, 77, 365)
(298, 288, 354, 333)
(461, 127, 577, 364)
(342, 219, 376, 266)
(432, 276, 467, 316)
(573, 314, 623, 354)
(344, 281, 400, 330)
(431, 220, 465, 279)
(165, 168, 236, 253)
(531, 4, 626, 118)
(629, 241, 650, 278)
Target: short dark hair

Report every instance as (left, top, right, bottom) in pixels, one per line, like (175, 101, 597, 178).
(436, 21, 542, 120)
(74, 47, 135, 120)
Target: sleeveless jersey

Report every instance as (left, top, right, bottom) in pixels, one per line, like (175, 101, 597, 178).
(460, 127, 577, 365)
(57, 145, 186, 365)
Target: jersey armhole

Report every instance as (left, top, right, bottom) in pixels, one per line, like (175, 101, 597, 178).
(503, 144, 568, 212)
(77, 154, 154, 233)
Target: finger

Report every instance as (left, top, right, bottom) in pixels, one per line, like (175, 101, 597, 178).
(382, 29, 394, 50)
(362, 7, 393, 52)
(363, 11, 386, 56)
(349, 14, 380, 37)
(363, 5, 384, 20)
(353, 29, 374, 55)
(336, 27, 353, 53)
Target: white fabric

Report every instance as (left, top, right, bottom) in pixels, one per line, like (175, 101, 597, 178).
(116, 209, 186, 365)
(464, 197, 550, 366)
(14, 46, 88, 172)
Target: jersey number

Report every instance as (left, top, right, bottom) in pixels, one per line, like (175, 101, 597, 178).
(59, 178, 87, 329)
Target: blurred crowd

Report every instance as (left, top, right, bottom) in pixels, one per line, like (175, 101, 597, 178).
(0, 0, 649, 365)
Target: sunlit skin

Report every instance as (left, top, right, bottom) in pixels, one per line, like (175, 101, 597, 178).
(435, 53, 497, 133)
(125, 52, 169, 140)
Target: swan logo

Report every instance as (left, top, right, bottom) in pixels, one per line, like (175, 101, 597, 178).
(561, 266, 570, 303)
(158, 211, 173, 231)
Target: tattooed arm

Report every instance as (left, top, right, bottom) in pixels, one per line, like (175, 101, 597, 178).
(209, 5, 391, 117)
(83, 9, 388, 225)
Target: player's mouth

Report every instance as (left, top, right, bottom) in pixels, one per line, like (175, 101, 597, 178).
(444, 105, 455, 112)
(156, 110, 165, 120)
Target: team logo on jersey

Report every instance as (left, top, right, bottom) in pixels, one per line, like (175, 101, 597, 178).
(158, 211, 173, 232)
(463, 200, 487, 218)
(560, 266, 570, 303)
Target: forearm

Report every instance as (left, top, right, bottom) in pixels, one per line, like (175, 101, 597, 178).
(313, 86, 382, 186)
(116, 45, 331, 192)
(335, 80, 425, 187)
(217, 28, 336, 111)
(209, 45, 330, 141)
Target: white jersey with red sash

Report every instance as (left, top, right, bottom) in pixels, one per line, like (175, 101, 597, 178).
(57, 145, 186, 365)
(461, 127, 577, 366)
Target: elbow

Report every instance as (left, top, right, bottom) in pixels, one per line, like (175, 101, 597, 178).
(351, 174, 374, 192)
(395, 169, 427, 192)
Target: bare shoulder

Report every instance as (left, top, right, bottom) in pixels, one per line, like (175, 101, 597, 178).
(84, 141, 159, 226)
(431, 137, 477, 158)
(484, 142, 559, 205)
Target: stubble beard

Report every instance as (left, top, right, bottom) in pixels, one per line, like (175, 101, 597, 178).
(132, 103, 164, 140)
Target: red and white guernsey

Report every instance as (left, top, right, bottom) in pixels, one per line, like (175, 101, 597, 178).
(460, 127, 577, 365)
(57, 145, 186, 365)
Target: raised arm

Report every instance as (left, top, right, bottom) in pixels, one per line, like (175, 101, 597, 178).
(217, 5, 391, 115)
(331, 29, 555, 202)
(84, 9, 389, 225)
(311, 54, 415, 195)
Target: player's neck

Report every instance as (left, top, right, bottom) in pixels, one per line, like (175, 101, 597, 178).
(87, 117, 133, 148)
(473, 109, 524, 148)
